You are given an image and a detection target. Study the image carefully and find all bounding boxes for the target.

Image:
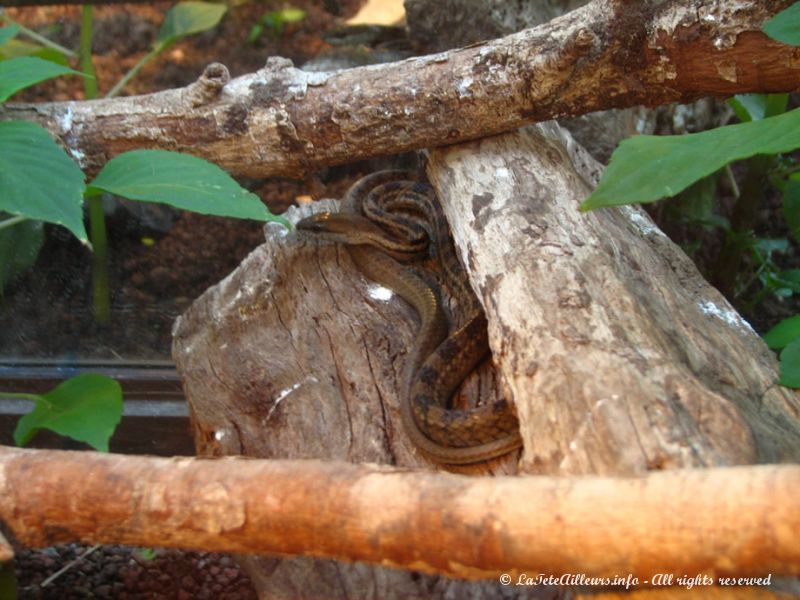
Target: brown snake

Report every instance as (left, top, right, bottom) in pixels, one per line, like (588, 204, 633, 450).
(297, 171, 521, 464)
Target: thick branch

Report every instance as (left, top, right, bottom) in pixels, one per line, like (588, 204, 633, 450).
(1, 0, 797, 178)
(1, 446, 798, 581)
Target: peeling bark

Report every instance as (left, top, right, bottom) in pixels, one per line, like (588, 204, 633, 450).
(1, 0, 797, 178)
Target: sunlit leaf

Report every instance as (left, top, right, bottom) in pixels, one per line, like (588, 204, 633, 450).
(156, 1, 227, 50)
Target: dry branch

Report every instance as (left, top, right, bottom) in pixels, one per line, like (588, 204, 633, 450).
(1, 0, 798, 178)
(0, 446, 798, 582)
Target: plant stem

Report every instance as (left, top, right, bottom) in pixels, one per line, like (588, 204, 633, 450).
(106, 46, 161, 99)
(0, 215, 27, 231)
(79, 5, 98, 99)
(0, 14, 77, 57)
(712, 154, 773, 299)
(79, 6, 110, 324)
(89, 196, 110, 323)
(0, 391, 40, 401)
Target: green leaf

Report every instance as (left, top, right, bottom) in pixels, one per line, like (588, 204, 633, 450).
(87, 150, 289, 227)
(262, 7, 306, 36)
(0, 56, 82, 102)
(779, 337, 800, 388)
(0, 217, 44, 294)
(582, 109, 800, 211)
(763, 315, 800, 349)
(763, 3, 800, 46)
(0, 24, 20, 47)
(156, 1, 227, 50)
(0, 121, 88, 242)
(14, 373, 123, 452)
(0, 38, 68, 65)
(729, 94, 766, 122)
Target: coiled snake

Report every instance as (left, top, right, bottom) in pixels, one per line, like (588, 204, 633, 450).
(297, 171, 521, 464)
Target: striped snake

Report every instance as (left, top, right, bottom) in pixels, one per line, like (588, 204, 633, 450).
(297, 171, 521, 464)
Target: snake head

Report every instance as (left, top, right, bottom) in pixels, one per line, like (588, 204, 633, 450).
(297, 211, 387, 245)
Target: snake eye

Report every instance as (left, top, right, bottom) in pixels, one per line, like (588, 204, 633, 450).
(296, 212, 333, 232)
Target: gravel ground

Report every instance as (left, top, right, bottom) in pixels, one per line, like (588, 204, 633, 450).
(14, 543, 257, 599)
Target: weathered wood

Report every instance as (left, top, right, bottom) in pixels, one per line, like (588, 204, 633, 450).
(1, 447, 799, 582)
(172, 197, 517, 474)
(427, 125, 800, 474)
(171, 122, 800, 599)
(1, 0, 797, 178)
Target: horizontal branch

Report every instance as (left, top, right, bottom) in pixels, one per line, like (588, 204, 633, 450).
(1, 0, 797, 178)
(1, 446, 798, 580)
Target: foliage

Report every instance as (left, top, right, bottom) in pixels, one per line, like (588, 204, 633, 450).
(248, 7, 306, 43)
(0, 120, 88, 242)
(107, 1, 227, 98)
(579, 109, 800, 211)
(581, 3, 800, 388)
(0, 373, 123, 452)
(762, 2, 800, 45)
(0, 5, 286, 449)
(88, 150, 288, 226)
(0, 217, 43, 298)
(0, 55, 82, 103)
(157, 1, 228, 51)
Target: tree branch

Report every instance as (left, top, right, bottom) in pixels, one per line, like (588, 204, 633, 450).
(1, 0, 796, 178)
(0, 446, 798, 581)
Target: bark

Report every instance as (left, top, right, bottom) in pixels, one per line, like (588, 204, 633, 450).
(426, 126, 800, 474)
(1, 0, 797, 178)
(1, 446, 799, 583)
(171, 122, 800, 597)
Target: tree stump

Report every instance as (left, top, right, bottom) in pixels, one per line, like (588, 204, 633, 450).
(172, 124, 800, 599)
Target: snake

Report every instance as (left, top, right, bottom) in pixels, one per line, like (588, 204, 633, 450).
(297, 170, 522, 465)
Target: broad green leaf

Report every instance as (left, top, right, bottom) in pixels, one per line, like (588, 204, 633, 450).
(0, 121, 88, 242)
(728, 94, 766, 122)
(0, 217, 44, 294)
(779, 338, 800, 388)
(0, 25, 20, 47)
(784, 179, 800, 243)
(14, 373, 123, 452)
(0, 38, 68, 65)
(87, 150, 289, 227)
(582, 109, 800, 211)
(763, 3, 800, 46)
(763, 315, 800, 349)
(0, 56, 82, 102)
(156, 1, 227, 50)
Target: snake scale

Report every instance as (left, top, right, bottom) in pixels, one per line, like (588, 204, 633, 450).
(297, 170, 521, 464)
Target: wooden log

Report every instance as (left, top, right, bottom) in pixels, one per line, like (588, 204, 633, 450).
(1, 447, 798, 583)
(426, 125, 800, 474)
(1, 0, 797, 178)
(171, 123, 800, 597)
